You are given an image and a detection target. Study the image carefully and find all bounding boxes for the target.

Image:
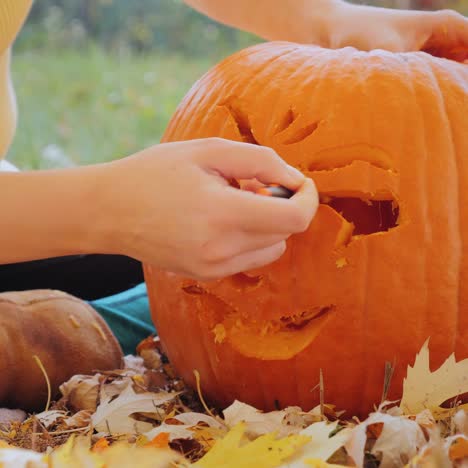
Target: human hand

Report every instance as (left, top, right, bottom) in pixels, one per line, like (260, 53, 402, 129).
(315, 0, 468, 61)
(98, 138, 318, 280)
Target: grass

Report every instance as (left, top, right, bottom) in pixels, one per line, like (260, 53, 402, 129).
(8, 46, 223, 169)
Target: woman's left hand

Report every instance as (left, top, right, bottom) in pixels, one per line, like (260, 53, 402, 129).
(323, 2, 468, 61)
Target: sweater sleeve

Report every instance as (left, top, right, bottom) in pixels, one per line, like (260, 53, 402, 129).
(0, 0, 33, 55)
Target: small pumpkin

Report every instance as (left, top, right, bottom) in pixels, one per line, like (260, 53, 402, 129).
(0, 290, 123, 411)
(144, 42, 468, 416)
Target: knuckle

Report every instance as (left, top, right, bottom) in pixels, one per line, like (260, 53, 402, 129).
(435, 9, 459, 21)
(200, 239, 231, 265)
(290, 211, 311, 233)
(203, 137, 225, 149)
(259, 146, 282, 163)
(204, 248, 228, 264)
(198, 264, 226, 281)
(273, 241, 287, 258)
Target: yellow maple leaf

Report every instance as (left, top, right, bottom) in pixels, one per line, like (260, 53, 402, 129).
(304, 460, 346, 467)
(400, 339, 468, 418)
(48, 435, 187, 468)
(194, 422, 310, 468)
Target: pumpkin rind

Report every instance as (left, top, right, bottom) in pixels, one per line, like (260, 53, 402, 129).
(144, 42, 468, 416)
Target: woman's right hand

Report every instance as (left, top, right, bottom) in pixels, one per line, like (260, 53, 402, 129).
(97, 138, 318, 281)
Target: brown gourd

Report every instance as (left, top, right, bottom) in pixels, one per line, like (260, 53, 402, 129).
(144, 42, 468, 416)
(0, 290, 123, 411)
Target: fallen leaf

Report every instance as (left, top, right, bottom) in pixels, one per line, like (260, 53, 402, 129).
(281, 421, 351, 467)
(454, 409, 468, 435)
(400, 340, 468, 417)
(48, 435, 186, 468)
(414, 409, 436, 430)
(63, 410, 92, 429)
(169, 412, 223, 428)
(303, 460, 346, 467)
(34, 410, 67, 429)
(194, 422, 310, 468)
(448, 435, 468, 461)
(144, 412, 224, 442)
(345, 412, 426, 468)
(140, 349, 163, 370)
(223, 400, 288, 437)
(144, 422, 194, 441)
(98, 443, 186, 467)
(123, 355, 147, 374)
(406, 432, 452, 468)
(0, 447, 46, 468)
(145, 432, 170, 449)
(92, 437, 110, 453)
(91, 381, 178, 433)
(59, 374, 101, 412)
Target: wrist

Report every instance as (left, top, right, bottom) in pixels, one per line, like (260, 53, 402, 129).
(291, 0, 345, 45)
(39, 165, 113, 257)
(73, 162, 127, 257)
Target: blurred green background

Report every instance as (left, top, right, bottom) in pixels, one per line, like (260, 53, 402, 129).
(9, 0, 468, 169)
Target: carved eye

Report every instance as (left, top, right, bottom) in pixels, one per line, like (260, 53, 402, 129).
(320, 195, 399, 237)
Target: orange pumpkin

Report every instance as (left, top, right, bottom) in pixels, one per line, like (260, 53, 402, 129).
(144, 42, 468, 416)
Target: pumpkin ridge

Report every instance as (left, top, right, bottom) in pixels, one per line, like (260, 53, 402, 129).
(427, 59, 463, 354)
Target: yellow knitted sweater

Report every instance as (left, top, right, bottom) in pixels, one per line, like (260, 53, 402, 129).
(0, 0, 32, 169)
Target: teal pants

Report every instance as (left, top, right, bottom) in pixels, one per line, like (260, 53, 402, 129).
(89, 282, 156, 355)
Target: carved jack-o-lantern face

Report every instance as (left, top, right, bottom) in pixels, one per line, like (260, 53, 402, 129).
(144, 43, 468, 416)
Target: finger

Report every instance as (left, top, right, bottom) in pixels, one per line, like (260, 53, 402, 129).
(210, 241, 287, 279)
(194, 137, 305, 190)
(238, 178, 264, 193)
(219, 177, 318, 234)
(292, 177, 320, 224)
(206, 232, 290, 264)
(419, 10, 468, 61)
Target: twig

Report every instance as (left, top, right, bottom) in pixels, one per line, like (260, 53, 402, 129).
(33, 355, 51, 412)
(193, 370, 223, 425)
(31, 418, 38, 452)
(319, 369, 325, 420)
(380, 360, 395, 405)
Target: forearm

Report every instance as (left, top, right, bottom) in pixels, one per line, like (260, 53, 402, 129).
(0, 0, 33, 55)
(0, 166, 109, 264)
(183, 0, 342, 44)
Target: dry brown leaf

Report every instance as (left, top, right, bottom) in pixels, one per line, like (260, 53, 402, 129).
(63, 410, 92, 429)
(59, 374, 101, 412)
(345, 412, 426, 467)
(223, 400, 294, 438)
(454, 410, 468, 436)
(448, 436, 468, 462)
(91, 381, 178, 434)
(144, 412, 224, 443)
(34, 410, 67, 429)
(122, 355, 147, 374)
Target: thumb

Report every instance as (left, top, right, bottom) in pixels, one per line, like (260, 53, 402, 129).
(196, 138, 305, 190)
